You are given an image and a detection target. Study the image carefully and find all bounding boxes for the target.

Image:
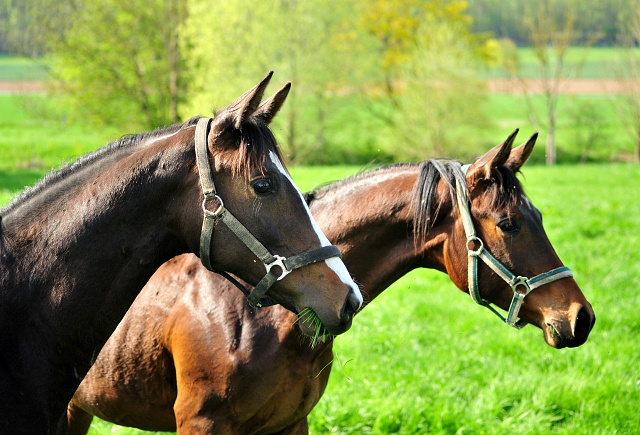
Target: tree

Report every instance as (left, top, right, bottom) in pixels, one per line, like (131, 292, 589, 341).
(610, 0, 640, 163)
(182, 0, 367, 163)
(359, 0, 496, 159)
(0, 0, 79, 56)
(47, 0, 187, 130)
(513, 0, 596, 164)
(466, 0, 633, 46)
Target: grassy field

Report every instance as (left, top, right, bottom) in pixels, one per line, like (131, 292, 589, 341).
(2, 163, 639, 435)
(0, 54, 49, 80)
(0, 67, 639, 434)
(482, 46, 634, 79)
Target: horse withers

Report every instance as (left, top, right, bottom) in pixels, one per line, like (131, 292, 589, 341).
(0, 72, 361, 434)
(67, 130, 594, 434)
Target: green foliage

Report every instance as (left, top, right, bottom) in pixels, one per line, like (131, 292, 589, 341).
(46, 0, 186, 130)
(384, 20, 491, 160)
(182, 0, 375, 163)
(467, 0, 634, 45)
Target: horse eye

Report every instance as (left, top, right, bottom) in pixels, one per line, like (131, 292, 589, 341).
(252, 179, 273, 195)
(498, 219, 519, 234)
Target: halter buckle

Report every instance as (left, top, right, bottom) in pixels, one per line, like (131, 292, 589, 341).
(202, 194, 224, 218)
(510, 276, 531, 296)
(466, 236, 484, 255)
(265, 255, 292, 281)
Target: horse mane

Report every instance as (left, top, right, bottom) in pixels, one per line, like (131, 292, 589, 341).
(210, 111, 285, 177)
(0, 111, 285, 218)
(304, 159, 525, 245)
(412, 159, 526, 244)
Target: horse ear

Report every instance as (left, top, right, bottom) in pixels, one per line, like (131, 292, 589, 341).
(466, 128, 519, 185)
(506, 132, 537, 173)
(254, 82, 291, 124)
(224, 71, 274, 130)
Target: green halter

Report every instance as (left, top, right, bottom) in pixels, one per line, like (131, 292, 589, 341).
(195, 117, 343, 308)
(457, 164, 574, 328)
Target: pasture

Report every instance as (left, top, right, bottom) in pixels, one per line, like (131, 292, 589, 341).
(75, 163, 638, 435)
(2, 163, 639, 434)
(0, 73, 638, 433)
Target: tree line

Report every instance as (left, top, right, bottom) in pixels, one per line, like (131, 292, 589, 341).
(467, 0, 635, 46)
(1, 0, 639, 163)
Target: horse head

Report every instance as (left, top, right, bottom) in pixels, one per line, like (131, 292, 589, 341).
(195, 72, 362, 336)
(441, 130, 595, 348)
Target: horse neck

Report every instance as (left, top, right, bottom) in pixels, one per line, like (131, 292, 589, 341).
(0, 128, 198, 377)
(310, 165, 454, 307)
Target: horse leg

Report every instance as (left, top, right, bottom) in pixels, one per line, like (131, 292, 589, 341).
(66, 402, 93, 435)
(174, 404, 232, 435)
(174, 382, 234, 435)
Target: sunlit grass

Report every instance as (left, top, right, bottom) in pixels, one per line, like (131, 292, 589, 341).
(1, 89, 639, 433)
(2, 164, 635, 435)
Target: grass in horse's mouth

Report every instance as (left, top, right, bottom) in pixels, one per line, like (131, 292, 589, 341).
(294, 307, 328, 348)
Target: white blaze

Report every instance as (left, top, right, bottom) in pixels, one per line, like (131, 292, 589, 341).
(269, 151, 363, 308)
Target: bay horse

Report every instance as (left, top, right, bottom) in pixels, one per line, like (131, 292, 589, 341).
(0, 72, 362, 434)
(67, 130, 595, 435)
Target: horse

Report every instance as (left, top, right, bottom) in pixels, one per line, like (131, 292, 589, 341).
(66, 130, 595, 435)
(0, 72, 362, 434)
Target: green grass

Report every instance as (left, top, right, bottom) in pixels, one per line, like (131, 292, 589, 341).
(2, 163, 639, 434)
(0, 78, 639, 434)
(0, 54, 49, 80)
(306, 163, 640, 435)
(483, 46, 633, 79)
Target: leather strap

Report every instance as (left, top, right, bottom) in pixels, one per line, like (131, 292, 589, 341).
(194, 117, 344, 308)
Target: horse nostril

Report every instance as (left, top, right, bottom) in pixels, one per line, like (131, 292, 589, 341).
(573, 305, 594, 343)
(343, 289, 361, 319)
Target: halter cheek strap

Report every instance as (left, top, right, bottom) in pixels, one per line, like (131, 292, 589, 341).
(457, 164, 573, 328)
(194, 117, 343, 308)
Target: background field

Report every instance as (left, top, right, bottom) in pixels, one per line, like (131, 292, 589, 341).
(1, 51, 639, 434)
(2, 135, 640, 435)
(3, 163, 639, 435)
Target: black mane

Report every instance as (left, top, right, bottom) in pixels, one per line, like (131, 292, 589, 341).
(412, 159, 526, 243)
(304, 159, 525, 245)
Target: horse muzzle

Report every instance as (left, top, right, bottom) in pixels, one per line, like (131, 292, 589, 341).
(296, 285, 361, 338)
(543, 303, 596, 349)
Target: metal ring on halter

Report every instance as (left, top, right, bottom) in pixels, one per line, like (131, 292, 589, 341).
(265, 255, 292, 281)
(510, 276, 531, 295)
(466, 236, 484, 255)
(202, 195, 224, 218)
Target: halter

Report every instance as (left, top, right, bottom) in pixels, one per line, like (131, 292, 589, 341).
(456, 164, 574, 328)
(195, 117, 343, 308)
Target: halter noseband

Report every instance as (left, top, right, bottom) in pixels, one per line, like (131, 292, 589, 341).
(457, 164, 573, 328)
(195, 117, 343, 308)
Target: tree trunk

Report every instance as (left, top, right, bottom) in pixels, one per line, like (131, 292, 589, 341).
(546, 106, 556, 164)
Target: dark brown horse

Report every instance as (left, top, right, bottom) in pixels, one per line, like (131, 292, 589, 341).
(67, 130, 595, 435)
(0, 72, 361, 434)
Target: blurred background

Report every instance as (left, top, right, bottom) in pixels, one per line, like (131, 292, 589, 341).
(1, 2, 640, 434)
(2, 0, 640, 168)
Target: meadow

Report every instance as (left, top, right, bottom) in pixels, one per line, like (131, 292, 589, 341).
(3, 161, 639, 435)
(0, 55, 639, 433)
(78, 166, 638, 435)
